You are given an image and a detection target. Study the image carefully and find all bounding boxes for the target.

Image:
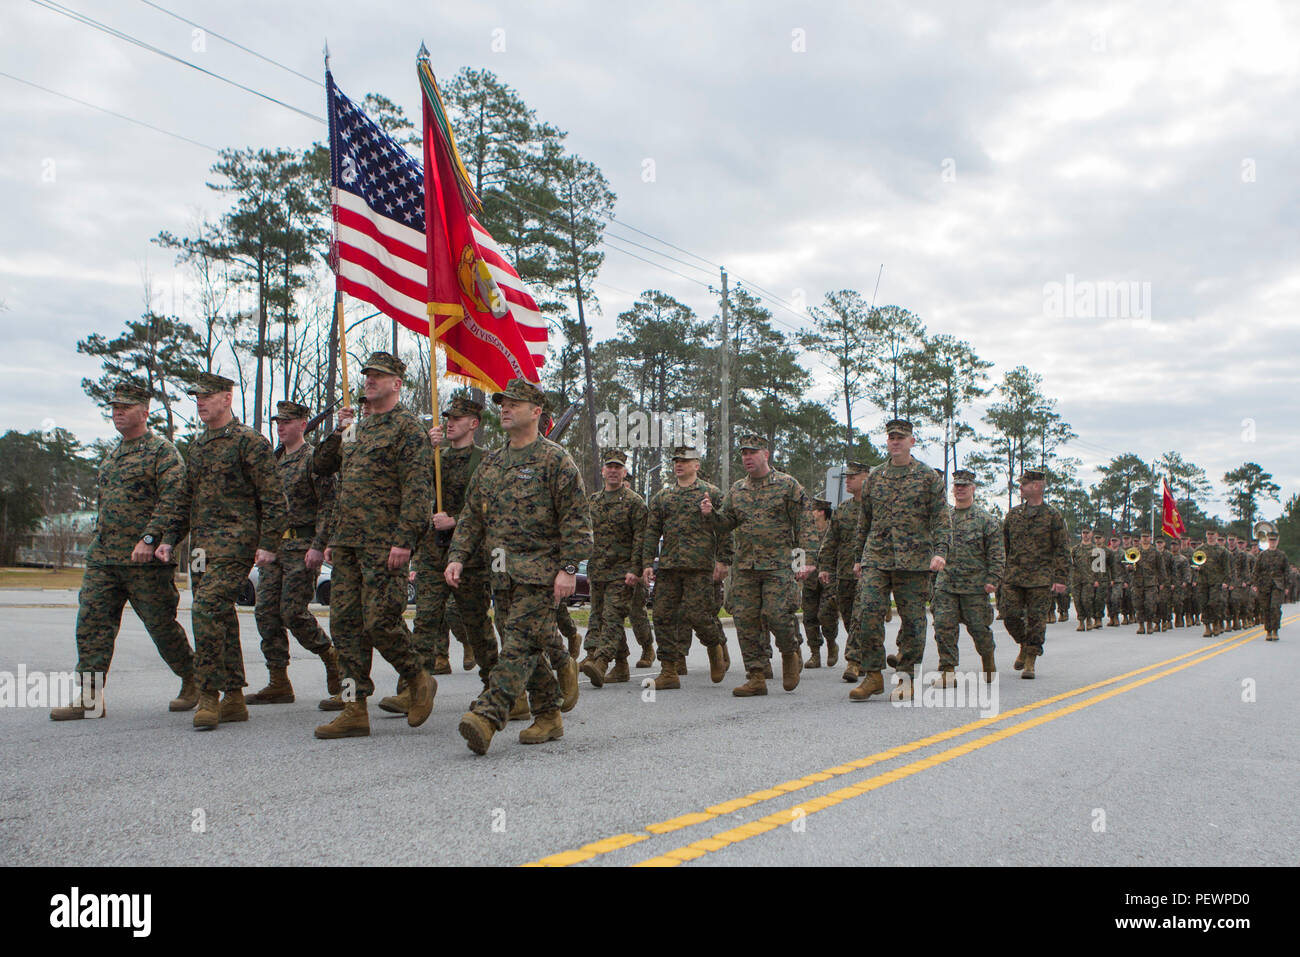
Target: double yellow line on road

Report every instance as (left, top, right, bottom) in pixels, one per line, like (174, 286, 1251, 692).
(526, 618, 1289, 867)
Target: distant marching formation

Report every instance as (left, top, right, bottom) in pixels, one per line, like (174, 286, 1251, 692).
(51, 360, 1300, 756)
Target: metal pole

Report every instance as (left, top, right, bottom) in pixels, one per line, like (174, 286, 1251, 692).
(719, 267, 730, 490)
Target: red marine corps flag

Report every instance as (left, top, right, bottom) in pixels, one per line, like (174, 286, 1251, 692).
(418, 48, 546, 391)
(1161, 479, 1186, 539)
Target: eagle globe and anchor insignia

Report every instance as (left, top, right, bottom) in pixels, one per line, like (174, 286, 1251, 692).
(458, 245, 510, 319)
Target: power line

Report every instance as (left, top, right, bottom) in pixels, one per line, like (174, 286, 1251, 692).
(135, 0, 324, 87)
(599, 238, 714, 290)
(0, 69, 219, 151)
(29, 0, 325, 124)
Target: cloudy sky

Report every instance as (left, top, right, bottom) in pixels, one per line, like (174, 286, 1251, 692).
(2, 0, 1297, 518)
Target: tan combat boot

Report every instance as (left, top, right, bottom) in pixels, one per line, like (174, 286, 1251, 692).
(377, 678, 410, 715)
(567, 632, 582, 660)
(1013, 647, 1025, 671)
(314, 700, 370, 739)
(842, 662, 862, 682)
(781, 650, 802, 691)
(1202, 622, 1213, 637)
(848, 670, 884, 701)
(50, 679, 105, 721)
(321, 646, 342, 695)
(652, 660, 680, 691)
(509, 694, 531, 721)
(246, 666, 294, 705)
(805, 647, 822, 668)
(1076, 619, 1087, 632)
(318, 693, 345, 711)
(559, 657, 580, 712)
(1136, 622, 1147, 634)
(635, 643, 655, 668)
(406, 671, 436, 727)
(826, 640, 840, 667)
(931, 668, 957, 688)
(732, 670, 767, 697)
(431, 654, 452, 676)
(462, 643, 477, 671)
(979, 648, 997, 683)
(219, 689, 249, 723)
(1161, 620, 1170, 632)
(1046, 609, 1056, 624)
(579, 654, 608, 688)
(678, 659, 688, 675)
(604, 657, 630, 683)
(193, 690, 220, 730)
(168, 675, 198, 712)
(889, 673, 914, 702)
(707, 644, 727, 683)
(459, 711, 496, 755)
(1021, 651, 1037, 679)
(519, 710, 563, 745)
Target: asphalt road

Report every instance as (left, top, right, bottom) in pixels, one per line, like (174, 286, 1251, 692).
(2, 589, 1294, 867)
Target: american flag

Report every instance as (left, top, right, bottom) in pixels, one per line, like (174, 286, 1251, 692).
(326, 72, 547, 374)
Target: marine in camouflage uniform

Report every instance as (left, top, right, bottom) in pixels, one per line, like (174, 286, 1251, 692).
(1129, 531, 1161, 633)
(930, 469, 1003, 682)
(1069, 529, 1104, 630)
(1168, 538, 1191, 627)
(798, 498, 838, 668)
(248, 400, 340, 705)
(1119, 533, 1137, 623)
(162, 372, 287, 729)
(452, 379, 592, 755)
(1104, 535, 1125, 626)
(1225, 535, 1247, 630)
(52, 381, 195, 721)
(1185, 537, 1202, 624)
(1154, 538, 1173, 630)
(578, 449, 647, 686)
(644, 446, 731, 688)
(818, 460, 870, 677)
(846, 421, 950, 702)
(1197, 529, 1231, 636)
(411, 394, 495, 684)
(706, 433, 806, 696)
(1001, 468, 1069, 678)
(1253, 532, 1287, 638)
(313, 353, 436, 740)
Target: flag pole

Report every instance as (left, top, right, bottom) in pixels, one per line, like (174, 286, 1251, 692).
(428, 315, 443, 514)
(336, 291, 349, 407)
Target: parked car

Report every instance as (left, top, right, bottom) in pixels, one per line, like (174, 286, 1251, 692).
(239, 562, 416, 608)
(565, 560, 590, 606)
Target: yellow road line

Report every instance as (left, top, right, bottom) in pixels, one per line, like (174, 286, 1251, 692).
(524, 621, 1281, 867)
(634, 621, 1281, 867)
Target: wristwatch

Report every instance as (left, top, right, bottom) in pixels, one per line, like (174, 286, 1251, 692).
(563, 563, 578, 575)
(142, 534, 156, 546)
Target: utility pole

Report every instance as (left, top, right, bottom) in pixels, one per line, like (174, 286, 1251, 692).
(719, 267, 730, 490)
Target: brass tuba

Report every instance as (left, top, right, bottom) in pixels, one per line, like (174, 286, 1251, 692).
(1255, 520, 1277, 550)
(1123, 547, 1142, 564)
(1191, 549, 1208, 566)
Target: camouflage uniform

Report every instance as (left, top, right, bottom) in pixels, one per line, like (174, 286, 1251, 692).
(1069, 538, 1106, 623)
(1198, 539, 1230, 629)
(1130, 540, 1162, 625)
(932, 496, 1003, 670)
(414, 415, 495, 683)
(327, 384, 432, 701)
(1255, 544, 1288, 634)
(74, 400, 193, 681)
(254, 415, 335, 668)
(850, 456, 950, 676)
(709, 454, 806, 674)
(799, 504, 838, 650)
(449, 411, 591, 730)
(167, 392, 287, 693)
(817, 479, 866, 661)
(1001, 495, 1068, 657)
(1170, 546, 1191, 624)
(1105, 541, 1125, 623)
(584, 474, 647, 663)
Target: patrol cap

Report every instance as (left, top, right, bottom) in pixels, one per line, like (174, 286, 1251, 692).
(270, 400, 310, 421)
(108, 380, 151, 405)
(602, 448, 628, 466)
(361, 351, 406, 378)
(813, 498, 832, 510)
(1093, 528, 1106, 537)
(671, 446, 701, 461)
(492, 377, 547, 408)
(443, 394, 485, 418)
(738, 433, 768, 451)
(187, 372, 236, 395)
(1019, 468, 1046, 483)
(1139, 528, 1153, 537)
(846, 460, 870, 475)
(884, 419, 913, 436)
(952, 469, 975, 485)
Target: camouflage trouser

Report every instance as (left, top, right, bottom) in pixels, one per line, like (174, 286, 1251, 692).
(800, 578, 838, 648)
(1260, 584, 1284, 632)
(1055, 589, 1070, 616)
(494, 587, 568, 671)
(1072, 583, 1103, 621)
(852, 568, 928, 674)
(471, 581, 561, 728)
(1171, 585, 1187, 618)
(1156, 586, 1170, 620)
(679, 580, 728, 654)
(74, 562, 193, 678)
(254, 545, 330, 667)
(931, 588, 994, 669)
(629, 581, 654, 648)
(191, 558, 252, 692)
(1121, 585, 1135, 617)
(730, 568, 799, 672)
(1001, 584, 1052, 654)
(586, 579, 635, 662)
(836, 578, 859, 659)
(654, 568, 722, 663)
(328, 546, 422, 700)
(1198, 583, 1227, 624)
(432, 566, 497, 684)
(1107, 584, 1124, 620)
(1136, 586, 1159, 622)
(556, 602, 578, 641)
